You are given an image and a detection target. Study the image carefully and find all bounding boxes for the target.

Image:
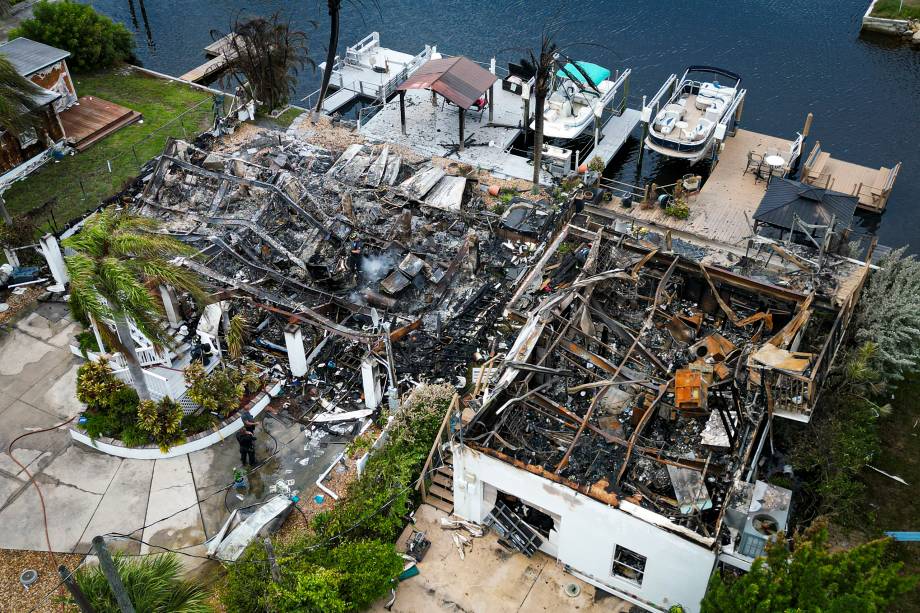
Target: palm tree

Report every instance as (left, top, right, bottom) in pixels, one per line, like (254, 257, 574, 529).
(314, 0, 342, 114)
(217, 14, 313, 112)
(74, 552, 211, 612)
(64, 210, 207, 400)
(0, 54, 43, 224)
(523, 33, 558, 189)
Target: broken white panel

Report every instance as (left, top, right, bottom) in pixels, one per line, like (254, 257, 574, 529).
(197, 300, 227, 355)
(284, 324, 308, 377)
(667, 465, 713, 514)
(313, 409, 374, 423)
(213, 495, 292, 561)
(700, 411, 735, 448)
(39, 233, 69, 286)
(361, 355, 383, 409)
(424, 176, 466, 212)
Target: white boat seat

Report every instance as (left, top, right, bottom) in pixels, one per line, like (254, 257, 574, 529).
(663, 103, 686, 119)
(656, 114, 677, 135)
(690, 118, 714, 142)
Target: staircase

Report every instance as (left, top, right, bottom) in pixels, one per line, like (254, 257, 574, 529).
(419, 394, 460, 514)
(425, 453, 455, 514)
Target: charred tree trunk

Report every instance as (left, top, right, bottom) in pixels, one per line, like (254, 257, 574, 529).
(532, 87, 546, 187)
(315, 1, 341, 114)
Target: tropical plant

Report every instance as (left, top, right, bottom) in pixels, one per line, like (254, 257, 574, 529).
(217, 14, 314, 112)
(73, 551, 210, 612)
(588, 155, 605, 173)
(314, 0, 375, 114)
(138, 396, 185, 452)
(64, 209, 206, 400)
(227, 313, 249, 360)
(0, 54, 43, 138)
(665, 197, 690, 220)
(522, 31, 558, 190)
(854, 247, 920, 384)
(11, 1, 134, 72)
(702, 522, 916, 612)
(184, 362, 244, 416)
(76, 359, 126, 410)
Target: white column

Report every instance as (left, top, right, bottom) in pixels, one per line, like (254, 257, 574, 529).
(159, 285, 181, 328)
(39, 234, 69, 287)
(361, 355, 383, 409)
(284, 323, 308, 377)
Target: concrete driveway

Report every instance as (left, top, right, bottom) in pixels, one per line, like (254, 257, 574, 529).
(0, 302, 343, 558)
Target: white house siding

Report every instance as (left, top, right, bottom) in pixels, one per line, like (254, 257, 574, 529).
(451, 444, 716, 612)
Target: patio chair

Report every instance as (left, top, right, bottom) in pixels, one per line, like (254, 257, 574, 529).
(743, 150, 763, 176)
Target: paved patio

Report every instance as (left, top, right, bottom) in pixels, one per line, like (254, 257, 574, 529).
(375, 504, 630, 613)
(0, 302, 343, 561)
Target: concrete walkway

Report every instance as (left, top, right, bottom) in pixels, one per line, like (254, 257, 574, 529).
(375, 504, 630, 613)
(0, 302, 344, 559)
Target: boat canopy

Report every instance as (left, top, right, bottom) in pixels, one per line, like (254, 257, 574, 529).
(556, 61, 610, 86)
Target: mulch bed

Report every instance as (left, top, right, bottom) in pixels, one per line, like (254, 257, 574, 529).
(0, 548, 82, 613)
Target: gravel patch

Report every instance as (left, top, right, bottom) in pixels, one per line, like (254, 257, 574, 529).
(0, 548, 82, 613)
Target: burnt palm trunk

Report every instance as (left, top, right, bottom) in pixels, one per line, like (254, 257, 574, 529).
(532, 87, 546, 187)
(315, 0, 341, 113)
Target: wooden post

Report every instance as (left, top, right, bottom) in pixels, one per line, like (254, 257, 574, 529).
(459, 108, 466, 152)
(263, 538, 281, 584)
(93, 536, 135, 613)
(399, 91, 407, 135)
(489, 57, 496, 124)
(59, 565, 96, 613)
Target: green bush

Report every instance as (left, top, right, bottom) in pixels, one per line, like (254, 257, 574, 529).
(107, 386, 140, 420)
(138, 396, 186, 452)
(185, 363, 245, 417)
(181, 411, 216, 435)
(74, 552, 210, 612)
(82, 412, 119, 440)
(76, 359, 125, 410)
(119, 424, 149, 448)
(11, 1, 134, 72)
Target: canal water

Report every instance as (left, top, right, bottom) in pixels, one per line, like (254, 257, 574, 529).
(88, 0, 920, 250)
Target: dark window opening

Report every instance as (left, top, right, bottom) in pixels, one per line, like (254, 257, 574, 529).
(496, 491, 556, 539)
(612, 545, 646, 585)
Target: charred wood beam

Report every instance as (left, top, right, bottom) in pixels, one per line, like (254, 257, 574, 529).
(468, 443, 619, 507)
(586, 301, 669, 374)
(615, 378, 672, 486)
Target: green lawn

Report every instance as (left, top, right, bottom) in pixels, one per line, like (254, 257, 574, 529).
(4, 67, 213, 228)
(871, 0, 920, 20)
(857, 376, 920, 612)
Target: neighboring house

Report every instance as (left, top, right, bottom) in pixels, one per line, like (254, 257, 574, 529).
(0, 37, 74, 179)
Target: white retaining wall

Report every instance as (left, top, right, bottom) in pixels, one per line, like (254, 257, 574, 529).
(70, 381, 283, 459)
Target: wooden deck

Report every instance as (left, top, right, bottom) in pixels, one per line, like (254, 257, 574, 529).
(801, 141, 900, 214)
(615, 129, 793, 246)
(58, 96, 142, 151)
(181, 33, 239, 84)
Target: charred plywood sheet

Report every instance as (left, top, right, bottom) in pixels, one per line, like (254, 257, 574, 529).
(750, 344, 813, 373)
(380, 269, 412, 295)
(327, 143, 363, 177)
(339, 154, 372, 184)
(383, 154, 401, 186)
(365, 145, 388, 187)
(425, 175, 466, 212)
(400, 164, 445, 200)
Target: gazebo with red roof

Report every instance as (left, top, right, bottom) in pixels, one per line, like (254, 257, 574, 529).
(396, 56, 498, 151)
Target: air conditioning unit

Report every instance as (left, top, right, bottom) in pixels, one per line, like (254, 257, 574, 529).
(736, 481, 791, 559)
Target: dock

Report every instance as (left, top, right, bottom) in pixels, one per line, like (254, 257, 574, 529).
(361, 77, 638, 185)
(180, 33, 238, 84)
(309, 32, 433, 114)
(599, 129, 794, 246)
(800, 141, 900, 214)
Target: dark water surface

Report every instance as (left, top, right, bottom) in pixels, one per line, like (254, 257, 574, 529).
(87, 0, 919, 249)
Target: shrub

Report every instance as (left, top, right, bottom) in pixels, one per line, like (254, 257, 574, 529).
(74, 552, 210, 612)
(138, 396, 186, 452)
(76, 359, 125, 410)
(181, 411, 216, 435)
(82, 412, 119, 440)
(588, 155, 605, 173)
(702, 522, 916, 612)
(119, 424, 150, 448)
(185, 363, 245, 416)
(328, 540, 402, 611)
(75, 330, 100, 358)
(665, 198, 690, 219)
(11, 1, 134, 72)
(107, 386, 140, 420)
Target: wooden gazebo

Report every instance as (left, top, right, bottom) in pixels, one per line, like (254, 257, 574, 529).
(396, 56, 497, 151)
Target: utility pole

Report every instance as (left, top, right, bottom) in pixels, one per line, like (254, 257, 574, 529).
(59, 565, 96, 613)
(92, 536, 135, 613)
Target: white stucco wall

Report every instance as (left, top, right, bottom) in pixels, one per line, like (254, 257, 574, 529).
(452, 444, 716, 612)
